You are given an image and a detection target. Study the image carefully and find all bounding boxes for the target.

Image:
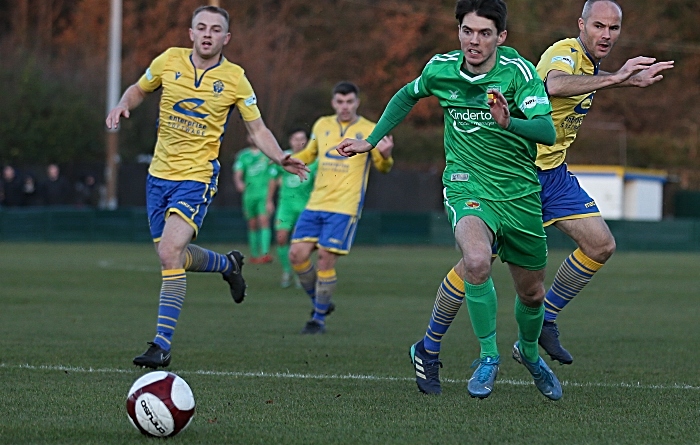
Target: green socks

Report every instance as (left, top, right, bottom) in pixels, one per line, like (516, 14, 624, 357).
(515, 297, 544, 363)
(277, 245, 291, 273)
(465, 277, 498, 359)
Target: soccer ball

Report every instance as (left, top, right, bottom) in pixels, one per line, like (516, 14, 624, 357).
(126, 371, 195, 437)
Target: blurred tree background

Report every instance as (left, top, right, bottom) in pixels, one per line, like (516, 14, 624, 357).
(0, 0, 698, 186)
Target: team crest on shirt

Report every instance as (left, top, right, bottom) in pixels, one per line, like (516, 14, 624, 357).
(464, 200, 481, 210)
(213, 80, 225, 97)
(355, 132, 363, 139)
(175, 72, 182, 80)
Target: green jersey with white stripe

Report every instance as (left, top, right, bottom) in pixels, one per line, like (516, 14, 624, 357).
(410, 47, 551, 201)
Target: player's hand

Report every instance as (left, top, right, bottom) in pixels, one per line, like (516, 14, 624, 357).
(628, 60, 674, 87)
(280, 154, 309, 180)
(487, 89, 510, 129)
(375, 135, 394, 159)
(614, 56, 657, 84)
(336, 138, 373, 157)
(105, 105, 130, 130)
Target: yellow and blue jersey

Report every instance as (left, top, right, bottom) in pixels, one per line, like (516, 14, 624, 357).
(138, 47, 261, 183)
(535, 38, 600, 170)
(294, 115, 393, 217)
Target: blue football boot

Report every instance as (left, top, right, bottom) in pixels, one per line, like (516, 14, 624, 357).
(467, 356, 500, 399)
(512, 341, 563, 401)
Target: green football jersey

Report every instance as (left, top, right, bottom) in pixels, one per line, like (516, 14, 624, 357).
(410, 47, 551, 201)
(270, 152, 318, 208)
(233, 147, 274, 198)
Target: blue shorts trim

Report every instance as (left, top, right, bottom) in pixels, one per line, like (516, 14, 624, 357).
(539, 163, 601, 227)
(146, 174, 218, 241)
(291, 210, 358, 255)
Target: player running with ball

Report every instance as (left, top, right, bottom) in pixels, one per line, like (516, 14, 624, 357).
(338, 0, 562, 400)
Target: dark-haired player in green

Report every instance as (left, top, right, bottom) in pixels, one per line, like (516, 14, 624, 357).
(268, 128, 318, 288)
(338, 0, 561, 400)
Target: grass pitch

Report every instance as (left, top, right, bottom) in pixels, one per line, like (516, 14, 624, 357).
(1, 243, 699, 444)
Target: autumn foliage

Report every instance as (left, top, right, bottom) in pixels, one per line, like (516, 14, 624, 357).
(0, 0, 699, 185)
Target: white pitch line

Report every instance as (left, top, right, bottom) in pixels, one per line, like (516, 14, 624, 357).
(1, 363, 699, 391)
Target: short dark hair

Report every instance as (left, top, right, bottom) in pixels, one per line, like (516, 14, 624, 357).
(192, 6, 230, 31)
(455, 0, 508, 34)
(288, 127, 309, 138)
(332, 81, 359, 97)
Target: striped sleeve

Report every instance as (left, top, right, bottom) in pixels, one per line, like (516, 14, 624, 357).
(503, 55, 552, 119)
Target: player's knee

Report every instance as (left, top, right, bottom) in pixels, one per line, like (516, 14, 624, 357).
(288, 245, 307, 265)
(461, 255, 491, 284)
(601, 235, 616, 262)
(157, 244, 183, 269)
(317, 249, 337, 270)
(276, 231, 288, 245)
(517, 284, 545, 306)
(587, 233, 616, 263)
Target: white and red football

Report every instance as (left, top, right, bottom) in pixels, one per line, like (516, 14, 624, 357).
(126, 371, 195, 437)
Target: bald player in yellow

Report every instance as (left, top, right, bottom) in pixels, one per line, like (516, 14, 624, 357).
(533, 0, 673, 365)
(106, 5, 307, 369)
(289, 81, 394, 334)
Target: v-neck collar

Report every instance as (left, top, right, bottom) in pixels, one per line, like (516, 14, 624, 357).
(575, 37, 601, 74)
(189, 52, 224, 88)
(456, 49, 497, 82)
(336, 116, 360, 138)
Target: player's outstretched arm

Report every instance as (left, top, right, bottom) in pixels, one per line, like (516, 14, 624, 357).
(618, 60, 674, 88)
(244, 118, 309, 180)
(105, 84, 147, 129)
(338, 82, 420, 158)
(336, 139, 373, 157)
(546, 56, 664, 97)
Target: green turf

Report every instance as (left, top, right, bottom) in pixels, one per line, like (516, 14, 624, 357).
(1, 243, 699, 444)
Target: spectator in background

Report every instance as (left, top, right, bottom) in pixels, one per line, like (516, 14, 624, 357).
(74, 174, 100, 207)
(1, 165, 25, 207)
(22, 174, 40, 206)
(40, 163, 71, 206)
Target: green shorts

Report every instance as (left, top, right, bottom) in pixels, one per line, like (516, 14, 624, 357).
(444, 188, 547, 270)
(275, 201, 305, 231)
(242, 193, 267, 219)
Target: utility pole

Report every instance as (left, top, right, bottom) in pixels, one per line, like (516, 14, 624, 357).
(104, 0, 122, 210)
